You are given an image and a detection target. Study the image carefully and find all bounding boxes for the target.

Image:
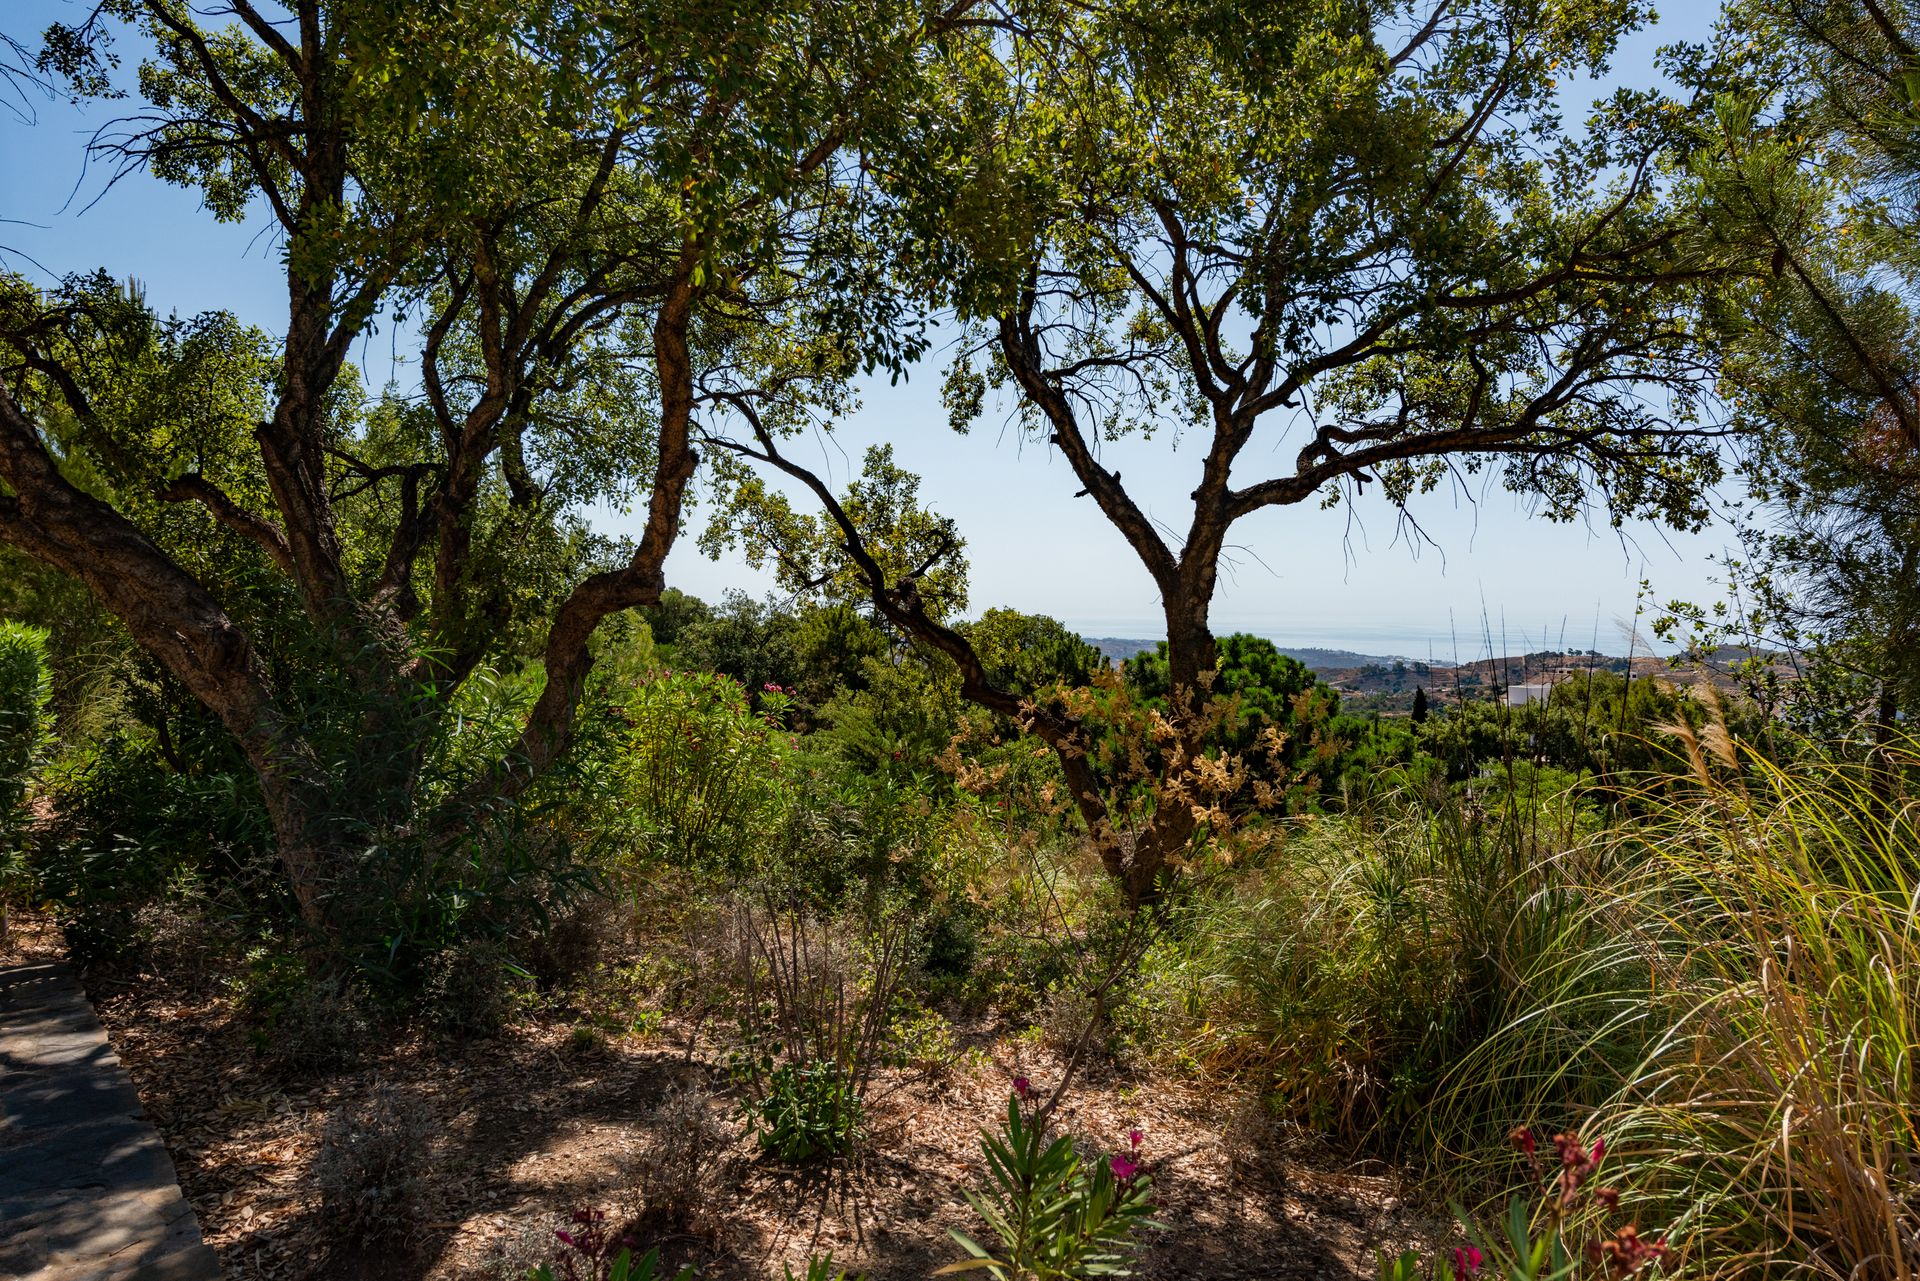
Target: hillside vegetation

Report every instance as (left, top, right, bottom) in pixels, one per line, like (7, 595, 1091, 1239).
(4, 1, 1920, 1279)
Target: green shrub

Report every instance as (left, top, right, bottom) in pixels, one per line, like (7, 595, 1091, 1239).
(813, 646, 963, 780)
(886, 1002, 960, 1078)
(611, 669, 791, 877)
(0, 621, 52, 933)
(920, 896, 982, 982)
(742, 1059, 863, 1162)
(28, 655, 590, 991)
(315, 662, 603, 993)
(0, 621, 51, 819)
(314, 665, 598, 990)
(750, 754, 955, 910)
(529, 1245, 687, 1281)
(318, 810, 592, 994)
(961, 608, 1105, 698)
(671, 591, 801, 708)
(793, 601, 890, 710)
(952, 832, 1100, 1017)
(35, 732, 276, 961)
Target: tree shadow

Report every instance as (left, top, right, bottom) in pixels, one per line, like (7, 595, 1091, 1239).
(85, 953, 1398, 1281)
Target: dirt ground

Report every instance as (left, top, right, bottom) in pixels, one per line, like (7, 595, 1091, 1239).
(4, 915, 1444, 1281)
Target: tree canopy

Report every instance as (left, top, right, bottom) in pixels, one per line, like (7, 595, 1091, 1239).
(1656, 0, 1920, 745)
(0, 0, 972, 943)
(713, 0, 1740, 899)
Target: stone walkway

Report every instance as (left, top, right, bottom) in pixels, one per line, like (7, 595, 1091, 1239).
(0, 958, 221, 1280)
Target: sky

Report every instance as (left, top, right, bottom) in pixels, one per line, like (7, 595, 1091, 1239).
(0, 1, 1734, 660)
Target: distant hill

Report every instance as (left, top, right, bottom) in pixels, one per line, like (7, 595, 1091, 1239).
(1433, 649, 1632, 688)
(1075, 638, 1784, 715)
(1274, 646, 1449, 672)
(1080, 638, 1451, 673)
(1327, 647, 1790, 708)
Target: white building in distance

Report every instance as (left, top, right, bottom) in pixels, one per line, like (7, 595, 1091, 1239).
(1506, 683, 1554, 707)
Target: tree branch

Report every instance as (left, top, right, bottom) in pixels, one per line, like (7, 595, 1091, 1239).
(159, 473, 297, 576)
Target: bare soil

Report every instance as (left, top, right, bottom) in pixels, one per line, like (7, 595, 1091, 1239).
(8, 915, 1443, 1281)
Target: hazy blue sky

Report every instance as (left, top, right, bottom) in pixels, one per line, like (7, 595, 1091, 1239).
(1, 2, 1731, 658)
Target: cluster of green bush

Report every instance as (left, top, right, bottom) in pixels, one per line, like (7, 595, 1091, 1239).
(0, 578, 1764, 1033)
(5, 546, 1760, 990)
(11, 573, 1913, 1277)
(0, 620, 53, 942)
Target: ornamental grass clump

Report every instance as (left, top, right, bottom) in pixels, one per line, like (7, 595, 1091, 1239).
(1147, 776, 1652, 1160)
(1410, 722, 1920, 1277)
(1588, 730, 1920, 1280)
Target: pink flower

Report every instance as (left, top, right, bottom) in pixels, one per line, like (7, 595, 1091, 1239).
(1110, 1153, 1140, 1182)
(1012, 1077, 1032, 1100)
(1128, 1128, 1143, 1150)
(1452, 1245, 1484, 1278)
(1552, 1132, 1606, 1205)
(1588, 1225, 1672, 1275)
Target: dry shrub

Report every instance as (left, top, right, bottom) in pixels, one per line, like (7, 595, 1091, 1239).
(422, 936, 527, 1037)
(676, 900, 752, 1015)
(314, 1085, 431, 1250)
(270, 972, 370, 1073)
(625, 1084, 733, 1234)
(522, 893, 633, 989)
(478, 1219, 563, 1280)
(1038, 984, 1115, 1064)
